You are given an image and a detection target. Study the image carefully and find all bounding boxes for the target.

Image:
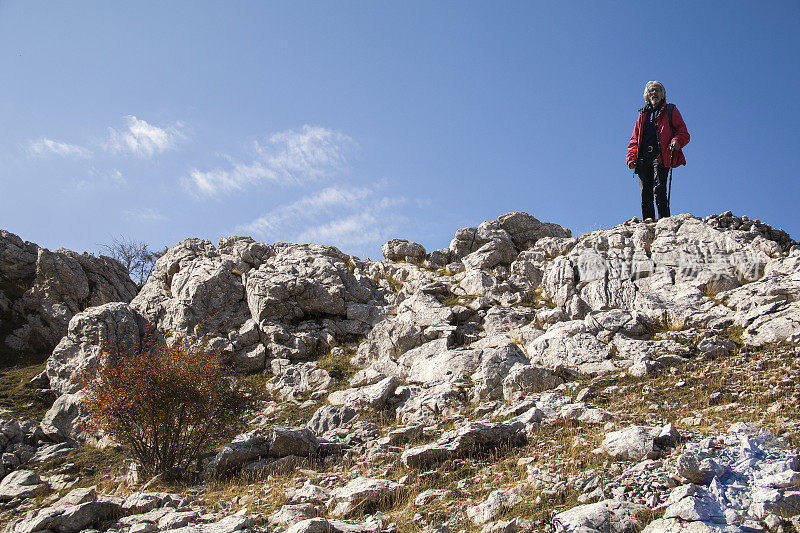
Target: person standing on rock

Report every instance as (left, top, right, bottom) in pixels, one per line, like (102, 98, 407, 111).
(627, 81, 690, 221)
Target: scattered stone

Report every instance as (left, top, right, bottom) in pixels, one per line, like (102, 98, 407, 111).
(551, 499, 647, 533)
(329, 477, 401, 517)
(0, 469, 46, 500)
(602, 424, 679, 461)
(402, 420, 525, 468)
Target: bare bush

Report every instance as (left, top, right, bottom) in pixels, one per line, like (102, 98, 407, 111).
(100, 236, 164, 287)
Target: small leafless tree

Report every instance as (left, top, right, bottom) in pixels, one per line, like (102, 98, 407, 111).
(100, 236, 164, 288)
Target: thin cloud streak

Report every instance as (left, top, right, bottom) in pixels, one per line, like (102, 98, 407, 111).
(124, 207, 167, 222)
(233, 182, 417, 257)
(74, 168, 126, 190)
(295, 212, 392, 247)
(28, 138, 93, 159)
(235, 185, 373, 236)
(185, 125, 355, 197)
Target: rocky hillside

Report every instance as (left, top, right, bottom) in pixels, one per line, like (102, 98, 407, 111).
(1, 211, 799, 533)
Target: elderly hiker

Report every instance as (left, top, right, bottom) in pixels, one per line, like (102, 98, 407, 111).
(627, 81, 690, 221)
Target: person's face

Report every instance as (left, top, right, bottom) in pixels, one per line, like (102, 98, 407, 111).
(647, 86, 664, 105)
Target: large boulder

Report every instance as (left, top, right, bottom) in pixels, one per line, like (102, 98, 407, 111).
(498, 212, 572, 250)
(381, 239, 426, 263)
(329, 477, 402, 517)
(131, 238, 250, 338)
(45, 302, 145, 395)
(0, 469, 46, 500)
(547, 213, 797, 333)
(526, 320, 615, 375)
(327, 376, 398, 411)
(602, 424, 680, 461)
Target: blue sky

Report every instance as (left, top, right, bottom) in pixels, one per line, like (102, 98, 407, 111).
(2, 1, 799, 260)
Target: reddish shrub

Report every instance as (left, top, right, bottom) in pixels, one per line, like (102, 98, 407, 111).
(81, 334, 245, 478)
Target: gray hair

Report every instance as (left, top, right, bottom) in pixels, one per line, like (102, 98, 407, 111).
(643, 81, 666, 102)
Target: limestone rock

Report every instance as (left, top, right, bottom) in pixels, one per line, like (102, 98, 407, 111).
(39, 392, 91, 443)
(158, 510, 200, 529)
(307, 405, 358, 436)
(551, 499, 647, 533)
(245, 243, 373, 323)
(663, 484, 726, 523)
(271, 503, 321, 527)
(676, 450, 724, 485)
(467, 488, 524, 525)
(382, 239, 426, 263)
(497, 212, 572, 250)
(394, 382, 467, 425)
(470, 343, 528, 400)
(602, 424, 679, 461)
(286, 481, 332, 505)
(268, 362, 333, 400)
(0, 230, 137, 357)
(0, 469, 45, 500)
(159, 515, 253, 533)
(402, 420, 525, 468)
(329, 477, 401, 517)
(327, 376, 398, 411)
(502, 364, 564, 402)
(526, 320, 614, 375)
(204, 426, 318, 478)
(285, 517, 383, 533)
(45, 302, 144, 395)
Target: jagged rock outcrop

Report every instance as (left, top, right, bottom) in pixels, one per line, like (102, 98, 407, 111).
(130, 239, 384, 367)
(0, 230, 137, 359)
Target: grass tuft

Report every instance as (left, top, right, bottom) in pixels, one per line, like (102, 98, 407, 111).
(0, 359, 56, 419)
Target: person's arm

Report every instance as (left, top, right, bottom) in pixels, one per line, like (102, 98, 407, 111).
(627, 115, 641, 168)
(668, 106, 690, 150)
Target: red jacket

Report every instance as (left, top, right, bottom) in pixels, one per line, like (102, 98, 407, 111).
(627, 103, 690, 168)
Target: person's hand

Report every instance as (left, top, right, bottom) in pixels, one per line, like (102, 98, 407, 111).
(628, 162, 636, 169)
(669, 139, 681, 151)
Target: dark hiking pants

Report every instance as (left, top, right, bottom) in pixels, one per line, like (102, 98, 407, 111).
(637, 158, 670, 220)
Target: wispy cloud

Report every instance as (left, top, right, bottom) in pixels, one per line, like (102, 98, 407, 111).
(236, 185, 373, 236)
(295, 212, 390, 247)
(27, 138, 93, 159)
(106, 115, 184, 158)
(185, 125, 355, 197)
(234, 182, 423, 257)
(74, 168, 126, 190)
(123, 207, 167, 222)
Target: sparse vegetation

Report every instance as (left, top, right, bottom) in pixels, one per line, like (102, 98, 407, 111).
(0, 359, 56, 419)
(316, 345, 359, 384)
(440, 293, 470, 308)
(39, 443, 131, 492)
(384, 274, 404, 293)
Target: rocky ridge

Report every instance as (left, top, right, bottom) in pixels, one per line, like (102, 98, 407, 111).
(1, 211, 799, 532)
